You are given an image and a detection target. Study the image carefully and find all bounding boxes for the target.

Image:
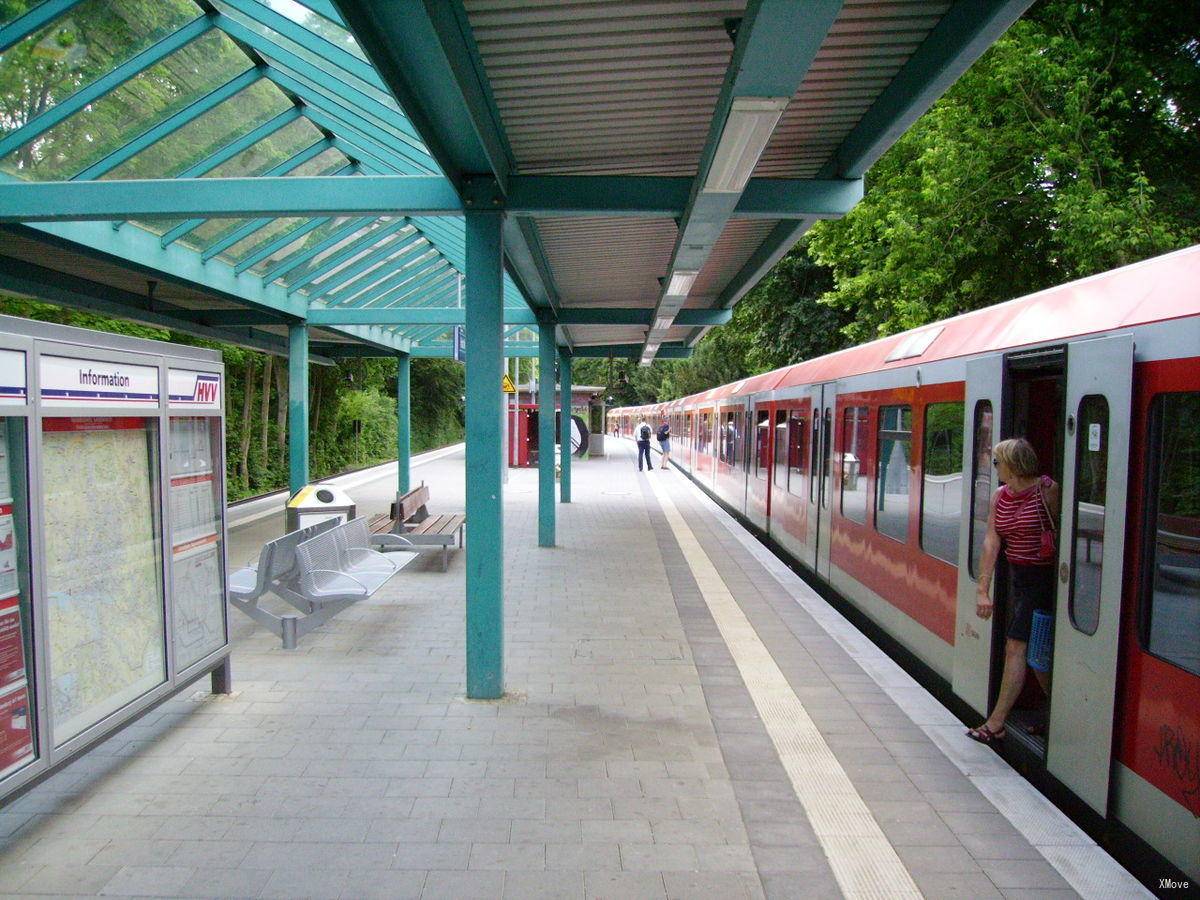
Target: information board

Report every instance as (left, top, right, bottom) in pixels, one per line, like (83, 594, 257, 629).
(0, 351, 26, 406)
(168, 418, 225, 670)
(40, 356, 158, 408)
(42, 417, 166, 745)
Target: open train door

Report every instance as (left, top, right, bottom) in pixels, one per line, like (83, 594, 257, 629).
(953, 355, 1003, 716)
(1045, 334, 1133, 816)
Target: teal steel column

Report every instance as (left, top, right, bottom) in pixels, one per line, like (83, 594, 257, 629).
(559, 350, 571, 504)
(537, 322, 556, 547)
(288, 323, 309, 495)
(465, 211, 505, 699)
(397, 352, 411, 494)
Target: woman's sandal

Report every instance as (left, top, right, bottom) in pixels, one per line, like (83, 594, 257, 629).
(966, 723, 1006, 745)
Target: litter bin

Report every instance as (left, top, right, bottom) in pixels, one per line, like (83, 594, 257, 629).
(286, 483, 356, 532)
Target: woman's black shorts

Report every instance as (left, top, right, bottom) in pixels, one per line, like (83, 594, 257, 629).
(1006, 563, 1055, 642)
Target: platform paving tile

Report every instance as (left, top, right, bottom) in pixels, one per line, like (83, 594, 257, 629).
(0, 448, 1095, 898)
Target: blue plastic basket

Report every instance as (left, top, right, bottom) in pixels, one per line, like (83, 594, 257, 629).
(1027, 609, 1054, 672)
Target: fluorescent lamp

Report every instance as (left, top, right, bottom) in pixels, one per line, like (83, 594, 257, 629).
(704, 97, 790, 193)
(654, 317, 673, 331)
(666, 270, 699, 297)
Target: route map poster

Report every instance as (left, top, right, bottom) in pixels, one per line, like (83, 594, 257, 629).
(42, 417, 166, 746)
(169, 418, 226, 670)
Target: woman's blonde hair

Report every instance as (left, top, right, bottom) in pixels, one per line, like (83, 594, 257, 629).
(993, 437, 1040, 478)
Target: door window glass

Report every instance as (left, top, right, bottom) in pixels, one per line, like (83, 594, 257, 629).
(1142, 392, 1200, 675)
(788, 413, 805, 497)
(921, 402, 965, 565)
(840, 406, 869, 524)
(755, 410, 770, 480)
(1069, 396, 1108, 634)
(969, 401, 994, 578)
(876, 406, 913, 542)
(821, 408, 833, 509)
(810, 415, 820, 504)
(773, 411, 787, 488)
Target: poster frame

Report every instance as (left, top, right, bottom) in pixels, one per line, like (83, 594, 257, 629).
(0, 315, 228, 802)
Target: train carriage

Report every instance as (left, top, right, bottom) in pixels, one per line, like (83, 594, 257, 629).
(608, 245, 1200, 880)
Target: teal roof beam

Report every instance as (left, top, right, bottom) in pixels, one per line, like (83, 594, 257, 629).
(0, 0, 88, 53)
(234, 215, 334, 275)
(217, 0, 385, 92)
(0, 176, 463, 224)
(298, 105, 425, 175)
(642, 0, 841, 363)
(72, 67, 263, 182)
(0, 15, 216, 160)
(327, 136, 404, 177)
(157, 139, 334, 247)
(820, 0, 1032, 179)
(308, 306, 538, 326)
(310, 237, 430, 305)
(262, 215, 376, 283)
(285, 219, 413, 294)
(322, 256, 447, 315)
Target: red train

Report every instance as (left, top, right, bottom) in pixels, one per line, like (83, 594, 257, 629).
(611, 245, 1200, 880)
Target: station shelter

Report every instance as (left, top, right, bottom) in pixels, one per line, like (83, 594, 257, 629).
(0, 0, 1033, 750)
(509, 383, 604, 468)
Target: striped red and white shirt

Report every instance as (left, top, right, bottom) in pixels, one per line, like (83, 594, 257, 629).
(995, 477, 1055, 565)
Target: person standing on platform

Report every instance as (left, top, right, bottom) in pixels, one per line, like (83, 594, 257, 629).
(657, 418, 671, 469)
(635, 418, 653, 472)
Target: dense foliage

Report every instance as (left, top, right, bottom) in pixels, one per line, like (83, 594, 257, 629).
(0, 297, 463, 502)
(631, 0, 1199, 403)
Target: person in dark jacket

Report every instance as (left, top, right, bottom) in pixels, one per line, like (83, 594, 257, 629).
(635, 419, 653, 472)
(656, 419, 671, 469)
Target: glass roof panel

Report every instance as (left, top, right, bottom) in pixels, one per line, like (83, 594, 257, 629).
(306, 231, 420, 293)
(3, 29, 253, 181)
(278, 217, 390, 288)
(223, 214, 305, 261)
(286, 145, 347, 177)
(0, 0, 201, 143)
(247, 214, 351, 276)
(102, 79, 292, 180)
(0, 2, 49, 29)
(262, 0, 368, 62)
(203, 115, 322, 178)
(212, 0, 401, 113)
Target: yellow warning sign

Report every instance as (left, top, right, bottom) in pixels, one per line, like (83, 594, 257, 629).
(501, 373, 517, 394)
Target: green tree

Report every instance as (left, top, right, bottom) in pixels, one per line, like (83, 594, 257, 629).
(807, 0, 1199, 342)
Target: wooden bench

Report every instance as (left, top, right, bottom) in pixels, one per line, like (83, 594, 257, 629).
(229, 517, 415, 648)
(369, 483, 465, 571)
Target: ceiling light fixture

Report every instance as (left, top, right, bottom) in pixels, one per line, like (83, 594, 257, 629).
(665, 270, 699, 297)
(704, 97, 790, 193)
(654, 317, 673, 331)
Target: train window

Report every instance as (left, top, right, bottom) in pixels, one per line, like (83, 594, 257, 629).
(821, 408, 833, 509)
(968, 401, 994, 578)
(841, 407, 870, 524)
(788, 413, 806, 497)
(1141, 392, 1200, 676)
(773, 411, 787, 488)
(876, 405, 913, 542)
(1069, 395, 1108, 635)
(921, 402, 965, 565)
(755, 410, 770, 480)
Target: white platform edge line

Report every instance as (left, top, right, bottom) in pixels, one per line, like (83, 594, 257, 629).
(227, 442, 465, 529)
(667, 463, 1151, 899)
(646, 471, 923, 900)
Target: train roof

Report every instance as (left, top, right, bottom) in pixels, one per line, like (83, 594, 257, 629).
(665, 243, 1200, 407)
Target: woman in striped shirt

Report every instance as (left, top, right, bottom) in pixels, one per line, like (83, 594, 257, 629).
(967, 438, 1061, 745)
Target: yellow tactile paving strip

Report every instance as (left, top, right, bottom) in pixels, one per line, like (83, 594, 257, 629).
(648, 474, 923, 899)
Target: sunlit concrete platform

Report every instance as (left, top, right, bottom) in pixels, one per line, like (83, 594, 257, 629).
(0, 446, 1144, 899)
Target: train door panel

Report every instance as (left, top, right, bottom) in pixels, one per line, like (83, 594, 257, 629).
(746, 400, 771, 529)
(953, 356, 1003, 716)
(1046, 334, 1133, 817)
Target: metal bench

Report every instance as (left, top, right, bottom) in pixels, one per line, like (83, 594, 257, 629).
(229, 517, 414, 648)
(369, 483, 465, 572)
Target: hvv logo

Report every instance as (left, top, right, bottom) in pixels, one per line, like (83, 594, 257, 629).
(194, 376, 219, 403)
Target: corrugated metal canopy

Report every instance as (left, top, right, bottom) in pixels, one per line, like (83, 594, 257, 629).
(0, 0, 1032, 363)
